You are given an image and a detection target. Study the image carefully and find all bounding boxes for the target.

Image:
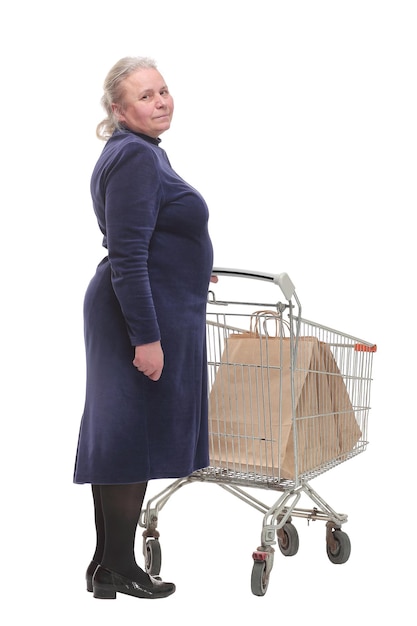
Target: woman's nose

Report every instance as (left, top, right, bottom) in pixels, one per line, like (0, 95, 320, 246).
(156, 95, 167, 107)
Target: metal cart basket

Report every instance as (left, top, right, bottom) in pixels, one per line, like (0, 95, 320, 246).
(139, 268, 377, 596)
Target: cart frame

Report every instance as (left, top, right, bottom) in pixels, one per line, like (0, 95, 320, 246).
(139, 268, 376, 596)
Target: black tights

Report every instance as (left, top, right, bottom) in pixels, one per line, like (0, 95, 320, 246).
(91, 482, 149, 583)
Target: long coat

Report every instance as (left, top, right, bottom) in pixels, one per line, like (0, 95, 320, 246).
(73, 130, 214, 484)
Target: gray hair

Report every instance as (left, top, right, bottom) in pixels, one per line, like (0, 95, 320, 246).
(96, 56, 158, 140)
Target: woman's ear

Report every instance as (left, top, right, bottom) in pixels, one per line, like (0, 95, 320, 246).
(112, 103, 124, 122)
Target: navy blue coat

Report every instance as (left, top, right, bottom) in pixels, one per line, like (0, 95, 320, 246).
(73, 129, 214, 484)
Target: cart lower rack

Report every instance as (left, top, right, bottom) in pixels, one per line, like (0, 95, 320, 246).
(139, 268, 376, 596)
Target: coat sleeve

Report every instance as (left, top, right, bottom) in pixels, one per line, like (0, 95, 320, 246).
(103, 141, 162, 346)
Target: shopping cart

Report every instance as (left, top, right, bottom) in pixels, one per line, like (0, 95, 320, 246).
(139, 268, 376, 596)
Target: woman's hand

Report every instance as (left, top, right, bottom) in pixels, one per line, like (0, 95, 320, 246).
(133, 341, 164, 381)
(210, 275, 218, 283)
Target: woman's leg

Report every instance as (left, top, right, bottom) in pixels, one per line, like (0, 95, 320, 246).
(89, 482, 175, 599)
(91, 484, 105, 563)
(86, 484, 106, 591)
(98, 482, 149, 582)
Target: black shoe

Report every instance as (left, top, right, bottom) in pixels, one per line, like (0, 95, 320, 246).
(86, 560, 100, 592)
(92, 565, 176, 600)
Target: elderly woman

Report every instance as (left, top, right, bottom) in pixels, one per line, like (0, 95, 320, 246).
(73, 56, 215, 600)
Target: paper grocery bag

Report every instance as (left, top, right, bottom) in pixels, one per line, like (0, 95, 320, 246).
(281, 338, 361, 477)
(318, 341, 362, 458)
(208, 328, 361, 480)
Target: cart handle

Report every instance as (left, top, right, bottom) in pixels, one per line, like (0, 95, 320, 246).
(212, 267, 296, 301)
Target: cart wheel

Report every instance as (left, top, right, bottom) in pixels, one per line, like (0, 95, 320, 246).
(278, 522, 299, 557)
(251, 560, 270, 596)
(145, 538, 162, 576)
(326, 530, 351, 564)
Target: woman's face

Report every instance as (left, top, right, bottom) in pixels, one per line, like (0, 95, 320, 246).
(114, 68, 174, 138)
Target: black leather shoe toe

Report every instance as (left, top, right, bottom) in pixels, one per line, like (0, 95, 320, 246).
(92, 565, 175, 600)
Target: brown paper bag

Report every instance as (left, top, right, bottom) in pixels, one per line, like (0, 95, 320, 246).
(282, 339, 361, 477)
(208, 315, 361, 480)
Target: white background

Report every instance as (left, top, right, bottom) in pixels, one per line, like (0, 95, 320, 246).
(1, 0, 415, 623)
